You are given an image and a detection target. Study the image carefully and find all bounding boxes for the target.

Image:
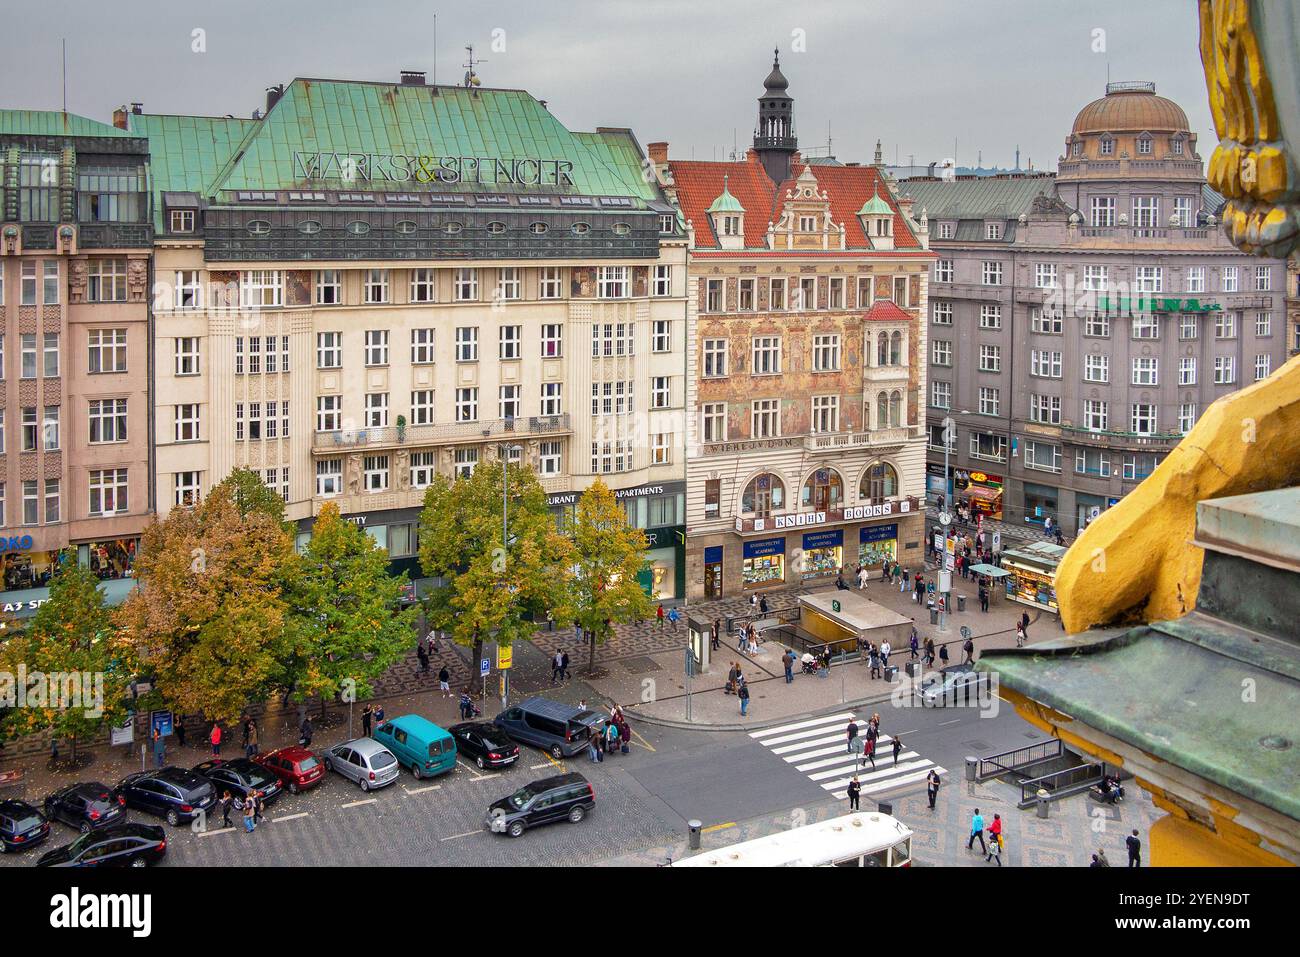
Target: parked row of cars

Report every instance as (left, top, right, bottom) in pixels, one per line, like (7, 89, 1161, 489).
(1, 697, 610, 864)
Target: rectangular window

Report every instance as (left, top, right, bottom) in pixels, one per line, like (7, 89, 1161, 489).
(363, 269, 389, 304)
(540, 382, 563, 416)
(651, 376, 670, 410)
(1215, 313, 1237, 339)
(856, 276, 873, 307)
(738, 277, 755, 309)
(21, 407, 37, 451)
(497, 267, 521, 301)
(43, 332, 59, 377)
(410, 268, 437, 302)
(317, 332, 341, 369)
(1132, 315, 1160, 339)
(1179, 315, 1199, 340)
(316, 459, 342, 496)
(43, 478, 60, 523)
(1179, 357, 1197, 385)
(539, 441, 562, 476)
(174, 472, 201, 507)
(931, 381, 951, 409)
(769, 277, 786, 310)
(653, 265, 672, 297)
(1029, 394, 1062, 425)
(1178, 404, 1197, 434)
(1131, 404, 1158, 435)
(811, 395, 839, 433)
(86, 259, 128, 302)
(979, 304, 1002, 329)
(316, 270, 342, 305)
(1222, 266, 1239, 292)
(42, 406, 60, 450)
(1186, 266, 1205, 293)
(365, 392, 389, 427)
(247, 402, 261, 441)
(1031, 308, 1063, 334)
(751, 336, 781, 375)
(969, 432, 1007, 462)
(652, 320, 672, 353)
(539, 267, 563, 299)
(1034, 263, 1058, 289)
(701, 403, 727, 443)
(174, 404, 200, 442)
(316, 395, 341, 432)
(1082, 264, 1109, 291)
(828, 277, 845, 309)
(88, 398, 128, 443)
(540, 324, 562, 358)
(1075, 448, 1111, 476)
(454, 268, 479, 301)
(705, 278, 723, 313)
(410, 452, 437, 489)
(1131, 357, 1159, 386)
(1255, 312, 1273, 336)
(1135, 266, 1163, 292)
(23, 480, 39, 526)
(364, 455, 390, 491)
(985, 222, 1002, 240)
(982, 261, 1003, 285)
(978, 386, 1000, 416)
(1255, 354, 1272, 381)
(934, 259, 954, 283)
(455, 388, 478, 422)
(499, 325, 522, 360)
(1024, 440, 1061, 473)
(651, 433, 672, 465)
(363, 330, 389, 366)
(1090, 196, 1115, 227)
(597, 266, 629, 298)
(591, 322, 634, 357)
(978, 344, 1001, 372)
(239, 270, 282, 307)
(499, 384, 521, 420)
(1255, 265, 1272, 291)
(703, 339, 728, 378)
(21, 334, 37, 378)
(932, 301, 953, 325)
(455, 327, 479, 362)
(453, 448, 478, 479)
(812, 334, 840, 372)
(751, 398, 781, 438)
(41, 260, 59, 304)
(1174, 196, 1193, 228)
(1031, 349, 1063, 378)
(932, 339, 952, 366)
(411, 328, 435, 364)
(88, 468, 129, 516)
(410, 390, 435, 426)
(1214, 356, 1235, 384)
(1132, 196, 1160, 229)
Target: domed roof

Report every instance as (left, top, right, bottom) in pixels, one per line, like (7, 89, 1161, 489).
(1071, 82, 1189, 135)
(763, 48, 790, 94)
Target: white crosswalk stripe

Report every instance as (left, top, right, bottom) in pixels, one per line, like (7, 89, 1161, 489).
(751, 713, 944, 801)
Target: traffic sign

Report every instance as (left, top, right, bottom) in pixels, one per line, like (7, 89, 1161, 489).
(479, 658, 490, 678)
(496, 645, 513, 670)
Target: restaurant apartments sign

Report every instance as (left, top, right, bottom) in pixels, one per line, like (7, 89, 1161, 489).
(293, 151, 576, 187)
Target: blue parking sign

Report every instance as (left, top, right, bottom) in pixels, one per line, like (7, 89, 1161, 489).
(480, 658, 491, 677)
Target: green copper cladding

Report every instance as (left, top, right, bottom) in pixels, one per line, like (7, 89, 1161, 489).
(0, 110, 135, 138)
(129, 114, 259, 230)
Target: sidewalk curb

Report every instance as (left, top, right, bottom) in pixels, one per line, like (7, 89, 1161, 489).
(625, 686, 903, 733)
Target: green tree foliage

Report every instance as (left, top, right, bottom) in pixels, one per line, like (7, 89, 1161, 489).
(283, 502, 416, 714)
(213, 465, 288, 526)
(419, 458, 572, 691)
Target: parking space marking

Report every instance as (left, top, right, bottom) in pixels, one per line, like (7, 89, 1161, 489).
(628, 726, 657, 753)
(402, 784, 442, 795)
(272, 812, 309, 823)
(196, 825, 238, 839)
(456, 759, 492, 780)
(340, 798, 378, 809)
(529, 762, 552, 770)
(702, 822, 736, 834)
(439, 829, 482, 842)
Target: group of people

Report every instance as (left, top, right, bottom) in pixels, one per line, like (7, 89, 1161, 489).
(1089, 830, 1143, 867)
(215, 787, 270, 833)
(587, 704, 631, 762)
(967, 808, 1005, 865)
(723, 662, 752, 715)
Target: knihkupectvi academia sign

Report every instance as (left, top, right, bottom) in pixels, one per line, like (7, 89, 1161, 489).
(293, 151, 577, 187)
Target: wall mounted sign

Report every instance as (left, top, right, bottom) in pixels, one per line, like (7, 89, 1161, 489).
(293, 151, 576, 187)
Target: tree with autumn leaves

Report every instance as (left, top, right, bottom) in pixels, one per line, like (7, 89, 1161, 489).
(419, 458, 573, 690)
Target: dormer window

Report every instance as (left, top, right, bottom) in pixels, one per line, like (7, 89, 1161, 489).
(938, 222, 955, 239)
(875, 218, 891, 237)
(1072, 142, 1083, 157)
(1171, 137, 1184, 155)
(1137, 135, 1153, 155)
(721, 215, 741, 236)
(169, 209, 195, 233)
(707, 173, 746, 247)
(985, 222, 1002, 240)
(1099, 136, 1114, 156)
(799, 215, 817, 232)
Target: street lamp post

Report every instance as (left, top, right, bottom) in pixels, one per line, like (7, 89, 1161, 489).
(500, 442, 522, 710)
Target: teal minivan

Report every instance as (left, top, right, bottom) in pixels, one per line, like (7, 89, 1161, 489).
(373, 715, 457, 779)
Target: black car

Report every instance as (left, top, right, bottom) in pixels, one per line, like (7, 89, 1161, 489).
(0, 799, 51, 854)
(114, 767, 217, 826)
(43, 782, 126, 834)
(485, 772, 595, 838)
(36, 822, 167, 868)
(450, 722, 521, 770)
(191, 758, 282, 809)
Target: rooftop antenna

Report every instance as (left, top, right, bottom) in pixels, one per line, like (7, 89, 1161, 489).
(61, 38, 67, 112)
(463, 44, 484, 91)
(433, 14, 437, 85)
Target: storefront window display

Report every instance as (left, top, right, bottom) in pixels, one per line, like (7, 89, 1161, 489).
(801, 468, 843, 511)
(742, 536, 786, 589)
(79, 538, 138, 581)
(1023, 483, 1059, 528)
(800, 529, 843, 580)
(1, 546, 59, 591)
(741, 473, 785, 517)
(956, 470, 1004, 520)
(858, 523, 899, 567)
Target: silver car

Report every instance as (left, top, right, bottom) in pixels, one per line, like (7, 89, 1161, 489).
(323, 738, 401, 791)
(920, 668, 985, 707)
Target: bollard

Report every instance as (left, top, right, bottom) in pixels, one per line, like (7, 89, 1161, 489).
(965, 755, 978, 782)
(1036, 789, 1050, 819)
(688, 819, 702, 850)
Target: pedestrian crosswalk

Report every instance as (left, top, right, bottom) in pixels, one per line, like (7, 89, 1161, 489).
(750, 711, 945, 801)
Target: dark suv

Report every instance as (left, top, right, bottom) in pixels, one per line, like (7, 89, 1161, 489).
(493, 698, 605, 759)
(0, 799, 50, 854)
(485, 772, 595, 838)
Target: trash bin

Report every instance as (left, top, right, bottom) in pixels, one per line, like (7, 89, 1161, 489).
(957, 594, 967, 612)
(930, 608, 939, 625)
(1036, 789, 1050, 819)
(688, 819, 702, 850)
(965, 756, 978, 781)
(906, 661, 921, 678)
(884, 665, 899, 682)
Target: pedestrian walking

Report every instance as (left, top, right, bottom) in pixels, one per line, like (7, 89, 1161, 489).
(863, 734, 876, 770)
(924, 637, 936, 667)
(417, 641, 430, 674)
(176, 720, 187, 750)
(759, 595, 769, 616)
(846, 719, 859, 754)
(667, 606, 680, 632)
(782, 648, 795, 684)
(847, 776, 861, 811)
(458, 693, 474, 720)
(299, 715, 313, 747)
(868, 643, 881, 679)
(967, 808, 987, 853)
(963, 636, 976, 665)
(588, 731, 601, 763)
(979, 585, 989, 613)
(926, 769, 941, 809)
(561, 651, 571, 681)
(551, 650, 563, 684)
(857, 566, 869, 590)
(726, 661, 738, 695)
(210, 723, 222, 757)
(253, 787, 267, 824)
(243, 799, 256, 833)
(909, 630, 919, 661)
(439, 666, 451, 697)
(738, 678, 750, 717)
(245, 719, 258, 760)
(152, 729, 165, 768)
(219, 790, 233, 829)
(1127, 829, 1141, 867)
(985, 814, 1003, 865)
(892, 736, 902, 765)
(900, 568, 909, 594)
(656, 603, 665, 630)
(1016, 622, 1026, 647)
(711, 618, 721, 651)
(604, 721, 620, 756)
(880, 639, 892, 668)
(939, 643, 950, 668)
(362, 704, 373, 737)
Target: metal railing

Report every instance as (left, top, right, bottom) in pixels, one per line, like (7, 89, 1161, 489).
(314, 413, 571, 449)
(977, 739, 1063, 781)
(1018, 762, 1104, 808)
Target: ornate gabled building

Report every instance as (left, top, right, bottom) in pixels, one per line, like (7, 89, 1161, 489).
(0, 110, 153, 618)
(127, 74, 689, 597)
(650, 55, 934, 599)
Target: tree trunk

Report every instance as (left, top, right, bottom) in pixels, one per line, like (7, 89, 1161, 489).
(588, 629, 597, 674)
(472, 635, 485, 695)
(70, 733, 78, 763)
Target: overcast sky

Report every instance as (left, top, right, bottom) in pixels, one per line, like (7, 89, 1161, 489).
(2, 0, 1213, 172)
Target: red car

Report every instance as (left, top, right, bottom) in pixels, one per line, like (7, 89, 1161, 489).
(254, 747, 325, 794)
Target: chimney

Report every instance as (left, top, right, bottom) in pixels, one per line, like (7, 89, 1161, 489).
(265, 84, 284, 114)
(400, 70, 426, 85)
(647, 142, 668, 166)
(112, 106, 129, 130)
(131, 103, 143, 115)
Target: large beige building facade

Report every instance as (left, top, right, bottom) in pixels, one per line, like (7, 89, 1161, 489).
(130, 75, 689, 597)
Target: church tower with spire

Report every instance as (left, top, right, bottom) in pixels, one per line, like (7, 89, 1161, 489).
(753, 48, 797, 184)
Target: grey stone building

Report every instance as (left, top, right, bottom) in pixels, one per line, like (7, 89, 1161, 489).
(900, 82, 1289, 536)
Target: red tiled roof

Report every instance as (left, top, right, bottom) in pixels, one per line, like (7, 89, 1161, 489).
(667, 154, 920, 251)
(863, 300, 915, 322)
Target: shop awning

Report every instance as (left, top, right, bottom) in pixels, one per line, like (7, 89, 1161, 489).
(968, 564, 1010, 578)
(964, 485, 1003, 501)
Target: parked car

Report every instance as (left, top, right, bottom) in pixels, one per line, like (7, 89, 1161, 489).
(493, 698, 606, 759)
(114, 767, 217, 826)
(0, 799, 50, 854)
(373, 714, 457, 779)
(36, 822, 167, 868)
(323, 738, 400, 791)
(191, 758, 283, 809)
(254, 746, 325, 794)
(920, 666, 986, 707)
(486, 772, 595, 838)
(43, 782, 126, 834)
(450, 722, 520, 770)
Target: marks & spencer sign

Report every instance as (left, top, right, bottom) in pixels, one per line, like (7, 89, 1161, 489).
(293, 151, 576, 186)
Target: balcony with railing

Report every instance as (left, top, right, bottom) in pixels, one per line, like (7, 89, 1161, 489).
(313, 413, 571, 453)
(803, 427, 912, 452)
(1061, 424, 1182, 451)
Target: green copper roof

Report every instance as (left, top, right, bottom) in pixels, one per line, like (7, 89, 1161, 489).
(707, 174, 745, 213)
(129, 114, 260, 229)
(204, 79, 658, 200)
(0, 109, 134, 138)
(857, 188, 893, 216)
